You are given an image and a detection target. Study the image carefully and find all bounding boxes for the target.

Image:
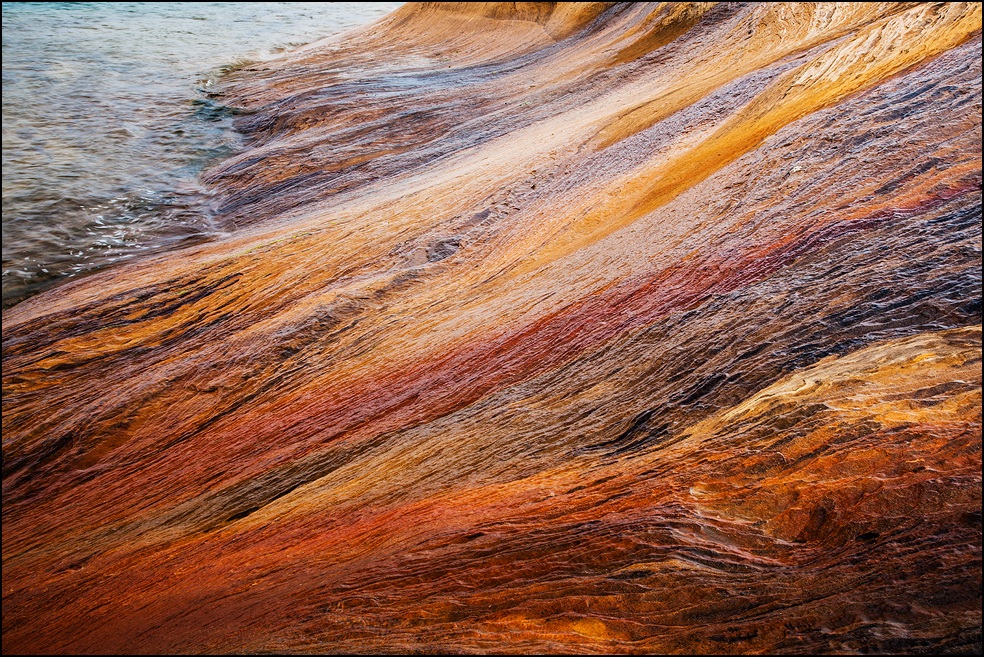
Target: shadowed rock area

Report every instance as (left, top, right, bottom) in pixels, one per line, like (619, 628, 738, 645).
(2, 2, 981, 653)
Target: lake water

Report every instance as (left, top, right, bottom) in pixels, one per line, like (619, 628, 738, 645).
(1, 2, 403, 309)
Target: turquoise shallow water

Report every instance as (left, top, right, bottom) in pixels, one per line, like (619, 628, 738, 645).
(1, 2, 402, 309)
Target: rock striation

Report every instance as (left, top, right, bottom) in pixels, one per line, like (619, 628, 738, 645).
(2, 2, 981, 653)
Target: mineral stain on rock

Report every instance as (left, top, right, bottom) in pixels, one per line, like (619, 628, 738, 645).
(2, 2, 981, 654)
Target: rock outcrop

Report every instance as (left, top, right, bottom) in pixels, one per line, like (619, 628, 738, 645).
(2, 2, 981, 653)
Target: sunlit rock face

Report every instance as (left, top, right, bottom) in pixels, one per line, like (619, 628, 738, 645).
(2, 2, 981, 653)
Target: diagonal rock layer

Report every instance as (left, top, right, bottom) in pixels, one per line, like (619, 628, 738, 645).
(2, 2, 981, 653)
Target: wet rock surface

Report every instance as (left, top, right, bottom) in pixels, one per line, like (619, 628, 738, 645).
(2, 2, 981, 653)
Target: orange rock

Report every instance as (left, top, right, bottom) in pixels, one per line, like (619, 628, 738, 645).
(2, 2, 980, 653)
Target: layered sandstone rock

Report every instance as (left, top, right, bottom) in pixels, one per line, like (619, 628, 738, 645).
(2, 2, 981, 653)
